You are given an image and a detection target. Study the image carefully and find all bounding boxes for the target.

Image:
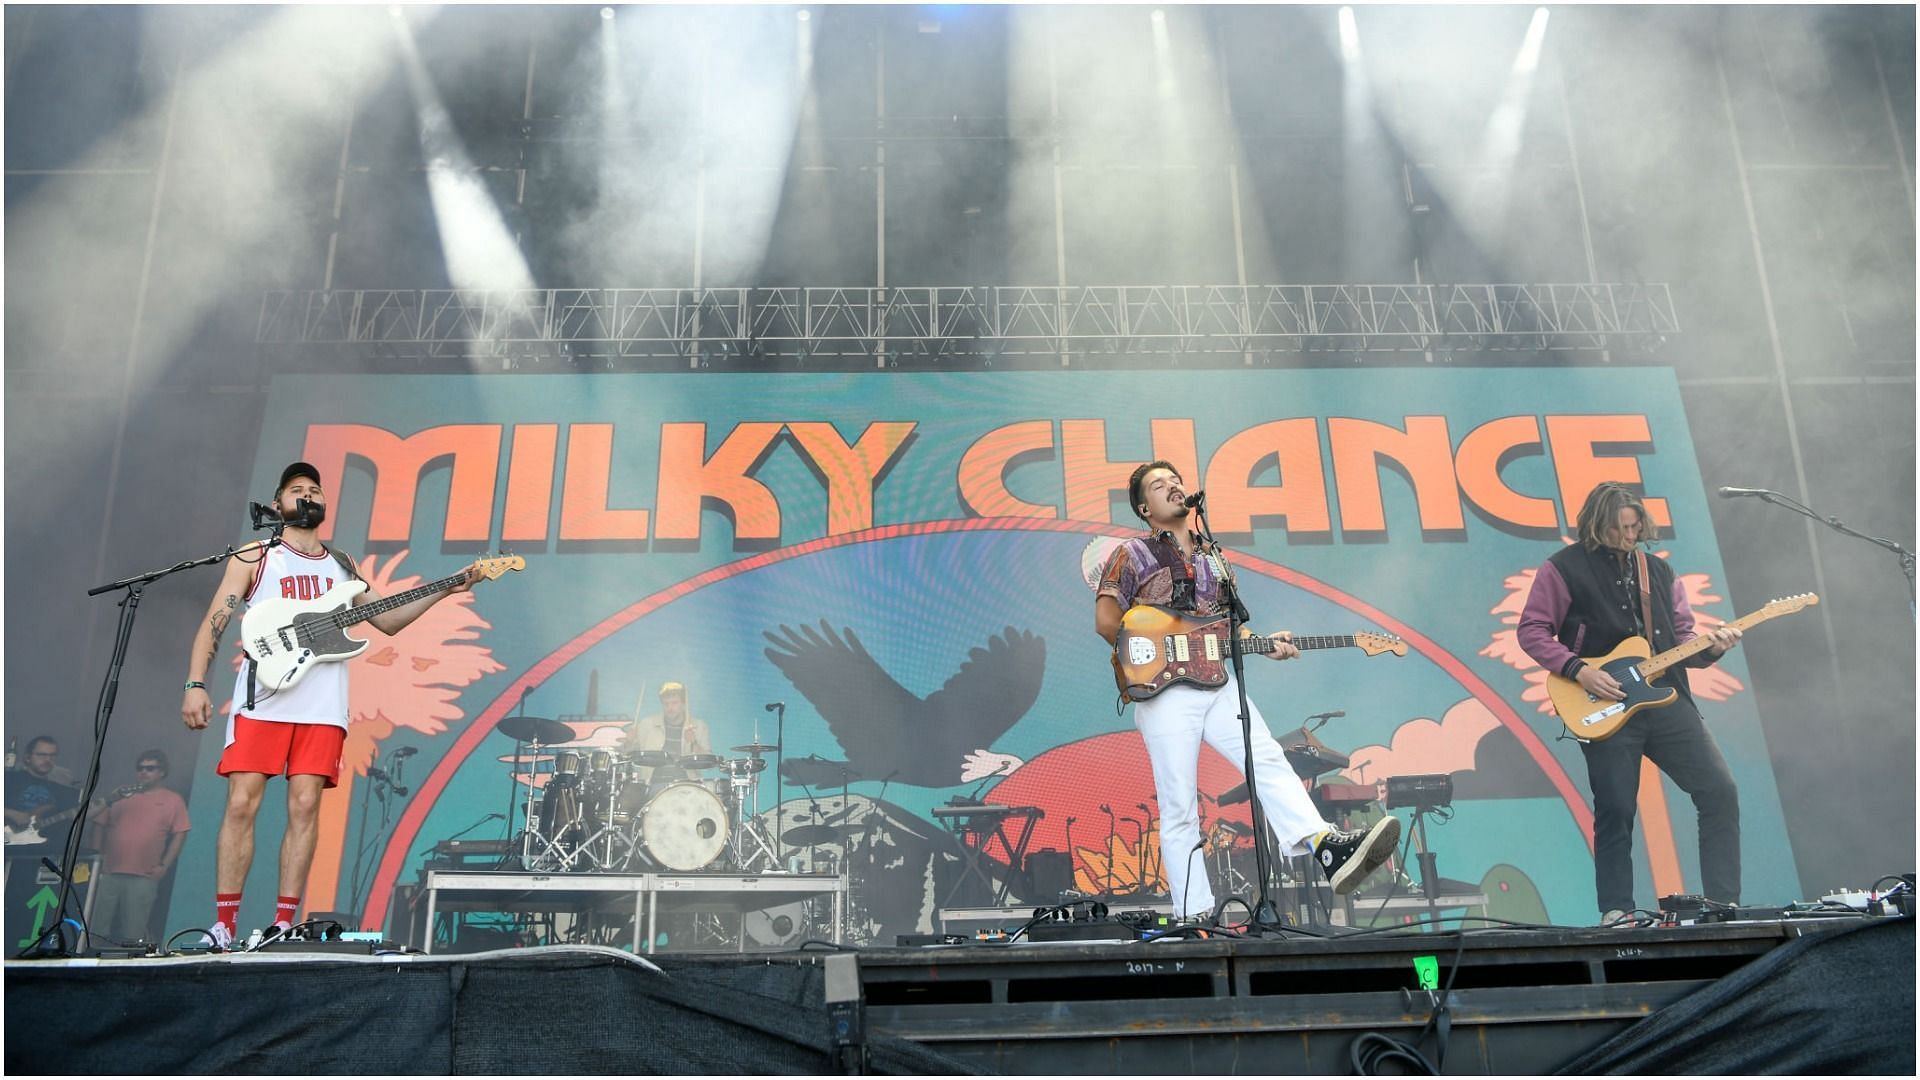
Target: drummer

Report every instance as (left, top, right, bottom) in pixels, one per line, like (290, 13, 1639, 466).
(622, 681, 713, 785)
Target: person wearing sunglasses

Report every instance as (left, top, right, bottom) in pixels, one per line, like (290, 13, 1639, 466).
(86, 750, 191, 946)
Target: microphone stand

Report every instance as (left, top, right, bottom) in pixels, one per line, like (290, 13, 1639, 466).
(769, 702, 787, 871)
(1738, 488, 1916, 617)
(21, 518, 285, 959)
(1187, 494, 1284, 934)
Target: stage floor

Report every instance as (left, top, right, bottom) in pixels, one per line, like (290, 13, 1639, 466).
(6, 913, 1910, 1074)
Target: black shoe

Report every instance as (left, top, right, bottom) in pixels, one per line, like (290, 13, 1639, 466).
(1314, 816, 1402, 895)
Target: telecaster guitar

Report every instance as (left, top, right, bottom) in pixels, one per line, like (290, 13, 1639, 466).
(5, 787, 136, 846)
(241, 554, 524, 693)
(1546, 593, 1817, 741)
(1112, 604, 1407, 702)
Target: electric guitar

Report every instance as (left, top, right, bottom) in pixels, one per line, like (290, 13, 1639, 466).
(5, 786, 137, 846)
(241, 554, 524, 693)
(1112, 604, 1408, 702)
(1545, 593, 1818, 741)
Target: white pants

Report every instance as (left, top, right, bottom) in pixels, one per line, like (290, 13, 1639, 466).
(1134, 672, 1331, 918)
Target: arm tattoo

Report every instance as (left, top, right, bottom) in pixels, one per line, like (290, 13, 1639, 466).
(204, 594, 238, 668)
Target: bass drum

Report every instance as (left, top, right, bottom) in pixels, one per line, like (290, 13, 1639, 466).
(743, 902, 810, 948)
(638, 781, 729, 871)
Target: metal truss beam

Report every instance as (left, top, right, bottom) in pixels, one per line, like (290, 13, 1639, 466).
(256, 283, 1678, 363)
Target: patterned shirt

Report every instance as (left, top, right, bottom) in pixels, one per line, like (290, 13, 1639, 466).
(1096, 532, 1222, 614)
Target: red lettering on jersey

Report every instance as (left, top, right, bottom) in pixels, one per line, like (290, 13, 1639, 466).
(281, 578, 298, 599)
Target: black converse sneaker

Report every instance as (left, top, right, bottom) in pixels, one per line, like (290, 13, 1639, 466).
(1313, 816, 1403, 895)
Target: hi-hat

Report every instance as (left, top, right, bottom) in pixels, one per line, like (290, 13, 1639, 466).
(732, 742, 779, 754)
(498, 715, 571, 745)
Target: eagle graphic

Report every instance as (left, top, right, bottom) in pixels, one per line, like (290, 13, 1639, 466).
(762, 620, 1047, 788)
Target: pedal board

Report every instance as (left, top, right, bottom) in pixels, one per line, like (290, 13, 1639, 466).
(251, 938, 410, 954)
(1027, 920, 1136, 943)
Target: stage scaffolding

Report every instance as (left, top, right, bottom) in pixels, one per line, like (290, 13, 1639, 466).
(255, 282, 1677, 366)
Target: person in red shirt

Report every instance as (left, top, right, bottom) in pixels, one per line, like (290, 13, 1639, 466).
(88, 750, 191, 945)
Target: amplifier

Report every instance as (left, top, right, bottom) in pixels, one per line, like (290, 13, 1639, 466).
(1384, 773, 1454, 810)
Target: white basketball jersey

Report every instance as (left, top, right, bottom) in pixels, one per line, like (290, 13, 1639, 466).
(227, 541, 353, 743)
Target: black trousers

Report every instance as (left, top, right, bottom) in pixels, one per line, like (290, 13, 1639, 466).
(1579, 697, 1741, 915)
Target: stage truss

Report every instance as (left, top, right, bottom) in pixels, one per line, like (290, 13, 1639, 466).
(255, 283, 1678, 365)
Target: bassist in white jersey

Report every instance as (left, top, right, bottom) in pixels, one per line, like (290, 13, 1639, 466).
(180, 461, 483, 949)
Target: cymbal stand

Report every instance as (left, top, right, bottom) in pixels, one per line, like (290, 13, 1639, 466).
(727, 763, 780, 872)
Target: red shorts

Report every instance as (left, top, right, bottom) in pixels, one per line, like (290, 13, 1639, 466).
(219, 714, 345, 787)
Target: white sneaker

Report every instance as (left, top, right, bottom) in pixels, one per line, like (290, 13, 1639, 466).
(206, 923, 234, 951)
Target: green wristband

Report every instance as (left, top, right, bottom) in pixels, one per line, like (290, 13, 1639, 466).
(184, 680, 207, 691)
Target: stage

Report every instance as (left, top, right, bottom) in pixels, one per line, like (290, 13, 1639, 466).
(6, 913, 1911, 1074)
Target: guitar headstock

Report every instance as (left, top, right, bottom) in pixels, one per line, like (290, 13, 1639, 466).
(1353, 630, 1408, 657)
(1761, 592, 1818, 617)
(473, 553, 527, 581)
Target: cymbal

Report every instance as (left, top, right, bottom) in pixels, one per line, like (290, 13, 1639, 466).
(726, 757, 768, 774)
(779, 756, 863, 787)
(783, 824, 847, 847)
(498, 715, 571, 745)
(732, 742, 779, 754)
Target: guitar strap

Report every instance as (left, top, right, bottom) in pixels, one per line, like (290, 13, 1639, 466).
(1634, 548, 1656, 644)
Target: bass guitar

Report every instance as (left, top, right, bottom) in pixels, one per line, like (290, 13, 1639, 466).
(1112, 604, 1407, 702)
(242, 554, 524, 693)
(1545, 593, 1818, 741)
(5, 786, 137, 846)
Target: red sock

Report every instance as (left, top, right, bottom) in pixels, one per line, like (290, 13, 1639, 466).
(214, 893, 242, 934)
(275, 895, 301, 927)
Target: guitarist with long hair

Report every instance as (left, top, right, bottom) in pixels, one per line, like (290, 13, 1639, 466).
(1518, 481, 1743, 926)
(179, 461, 486, 949)
(1094, 461, 1401, 921)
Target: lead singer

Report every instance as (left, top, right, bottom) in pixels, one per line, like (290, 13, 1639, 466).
(1094, 461, 1401, 919)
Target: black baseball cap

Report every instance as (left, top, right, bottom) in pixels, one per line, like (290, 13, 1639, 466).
(277, 461, 322, 493)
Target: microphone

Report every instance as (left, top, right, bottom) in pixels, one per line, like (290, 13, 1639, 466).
(1717, 486, 1773, 499)
(292, 498, 323, 527)
(1182, 490, 1206, 509)
(765, 702, 785, 712)
(248, 502, 280, 530)
(389, 746, 419, 759)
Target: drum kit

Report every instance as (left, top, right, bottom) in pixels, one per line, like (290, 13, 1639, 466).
(497, 713, 785, 874)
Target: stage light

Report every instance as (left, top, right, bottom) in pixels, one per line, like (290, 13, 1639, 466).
(1514, 7, 1550, 74)
(797, 8, 810, 20)
(600, 7, 614, 19)
(1150, 8, 1164, 22)
(1337, 7, 1361, 63)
